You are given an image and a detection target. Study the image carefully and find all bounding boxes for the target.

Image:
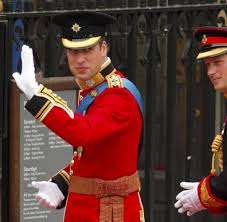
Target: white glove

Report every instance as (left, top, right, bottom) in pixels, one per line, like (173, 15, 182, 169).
(174, 182, 206, 216)
(32, 181, 65, 209)
(12, 45, 39, 100)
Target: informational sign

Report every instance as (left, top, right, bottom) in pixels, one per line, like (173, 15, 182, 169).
(9, 77, 77, 222)
(20, 90, 75, 221)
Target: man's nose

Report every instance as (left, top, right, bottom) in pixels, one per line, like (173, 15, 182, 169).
(207, 65, 215, 77)
(74, 52, 85, 64)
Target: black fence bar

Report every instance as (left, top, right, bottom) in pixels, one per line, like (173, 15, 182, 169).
(0, 19, 10, 222)
(0, 3, 227, 15)
(1, 1, 225, 12)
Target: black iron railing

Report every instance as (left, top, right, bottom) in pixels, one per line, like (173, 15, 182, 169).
(1, 0, 222, 12)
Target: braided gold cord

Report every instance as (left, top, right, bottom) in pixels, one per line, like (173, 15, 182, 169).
(0, 1, 3, 12)
(211, 133, 223, 175)
(218, 146, 223, 172)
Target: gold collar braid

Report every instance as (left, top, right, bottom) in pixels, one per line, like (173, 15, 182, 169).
(76, 58, 114, 90)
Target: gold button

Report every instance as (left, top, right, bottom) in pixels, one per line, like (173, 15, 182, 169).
(77, 146, 83, 152)
(70, 170, 73, 175)
(79, 95, 83, 101)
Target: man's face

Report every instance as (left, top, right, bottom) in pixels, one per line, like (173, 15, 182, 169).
(66, 40, 107, 81)
(204, 54, 227, 93)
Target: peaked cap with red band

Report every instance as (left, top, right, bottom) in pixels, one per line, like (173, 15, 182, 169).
(193, 26, 227, 59)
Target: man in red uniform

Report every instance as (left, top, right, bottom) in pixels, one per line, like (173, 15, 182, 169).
(174, 26, 227, 216)
(12, 11, 144, 222)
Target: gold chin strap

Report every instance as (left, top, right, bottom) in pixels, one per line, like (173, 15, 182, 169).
(211, 128, 224, 176)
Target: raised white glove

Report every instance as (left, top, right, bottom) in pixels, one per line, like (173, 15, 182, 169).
(174, 182, 206, 216)
(12, 45, 38, 100)
(32, 181, 65, 209)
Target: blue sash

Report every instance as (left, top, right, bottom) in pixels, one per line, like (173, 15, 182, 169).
(75, 79, 144, 116)
(75, 78, 144, 157)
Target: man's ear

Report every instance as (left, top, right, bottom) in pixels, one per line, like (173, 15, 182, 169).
(100, 40, 108, 56)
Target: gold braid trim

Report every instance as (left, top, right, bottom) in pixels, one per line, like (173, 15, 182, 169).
(0, 1, 3, 12)
(49, 169, 70, 185)
(76, 72, 105, 90)
(210, 127, 224, 175)
(199, 176, 225, 208)
(58, 170, 70, 186)
(35, 101, 53, 121)
(35, 84, 74, 121)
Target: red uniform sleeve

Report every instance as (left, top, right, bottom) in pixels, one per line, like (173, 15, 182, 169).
(25, 84, 141, 149)
(198, 174, 227, 214)
(197, 120, 227, 214)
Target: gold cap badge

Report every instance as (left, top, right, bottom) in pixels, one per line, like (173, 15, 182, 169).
(201, 34, 207, 45)
(71, 22, 81, 33)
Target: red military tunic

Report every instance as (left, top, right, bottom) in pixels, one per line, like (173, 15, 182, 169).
(25, 61, 144, 222)
(198, 117, 227, 214)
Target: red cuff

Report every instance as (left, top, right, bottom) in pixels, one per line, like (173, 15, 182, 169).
(198, 174, 227, 214)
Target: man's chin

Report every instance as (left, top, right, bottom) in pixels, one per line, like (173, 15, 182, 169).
(76, 74, 91, 81)
(214, 85, 227, 93)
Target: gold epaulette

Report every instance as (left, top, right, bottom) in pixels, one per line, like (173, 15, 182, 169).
(35, 84, 74, 121)
(105, 73, 124, 88)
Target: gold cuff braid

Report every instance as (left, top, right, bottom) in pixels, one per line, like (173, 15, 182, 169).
(35, 84, 74, 121)
(199, 175, 226, 209)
